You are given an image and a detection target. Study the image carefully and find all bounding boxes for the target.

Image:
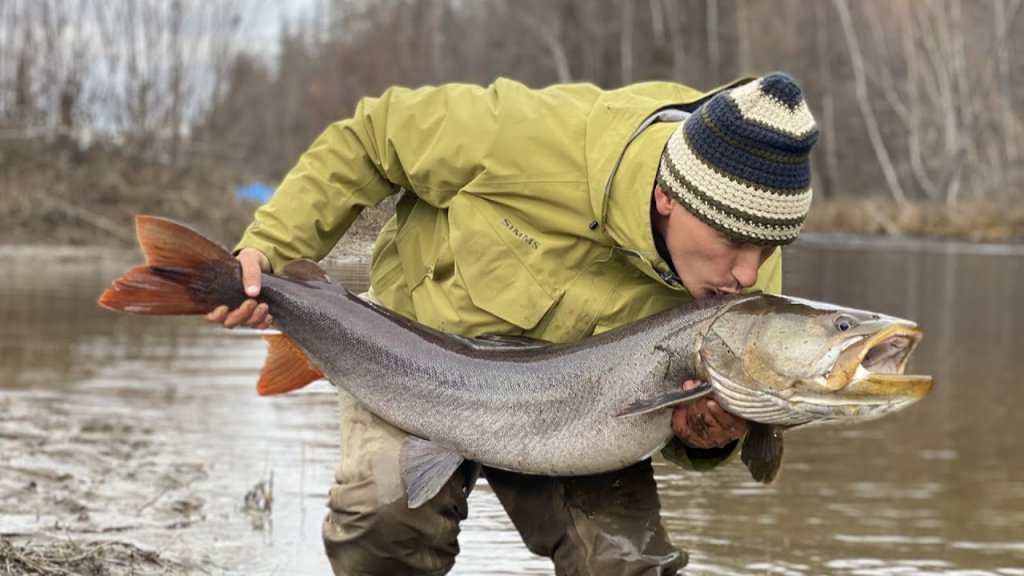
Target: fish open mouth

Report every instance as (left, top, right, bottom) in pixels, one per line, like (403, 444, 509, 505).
(826, 324, 933, 400)
(862, 330, 919, 373)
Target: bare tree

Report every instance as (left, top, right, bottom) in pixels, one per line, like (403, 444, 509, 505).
(995, 0, 1020, 164)
(518, 0, 574, 83)
(666, 0, 687, 81)
(706, 0, 719, 73)
(833, 0, 908, 205)
(620, 0, 635, 85)
(814, 0, 839, 199)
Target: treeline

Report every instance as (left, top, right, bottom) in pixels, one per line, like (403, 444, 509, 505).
(0, 0, 260, 243)
(2, 0, 1023, 243)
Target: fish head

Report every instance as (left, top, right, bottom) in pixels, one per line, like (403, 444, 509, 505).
(699, 295, 933, 426)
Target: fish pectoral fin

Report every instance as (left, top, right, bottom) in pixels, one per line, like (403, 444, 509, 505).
(615, 381, 715, 417)
(740, 423, 784, 484)
(257, 334, 325, 396)
(399, 437, 465, 509)
(282, 258, 332, 284)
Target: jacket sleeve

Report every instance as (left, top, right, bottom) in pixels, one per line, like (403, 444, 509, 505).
(234, 82, 505, 272)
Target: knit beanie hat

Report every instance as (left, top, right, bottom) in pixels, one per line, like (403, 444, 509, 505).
(656, 72, 818, 245)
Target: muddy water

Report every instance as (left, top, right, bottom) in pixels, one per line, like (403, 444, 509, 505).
(1, 238, 1022, 575)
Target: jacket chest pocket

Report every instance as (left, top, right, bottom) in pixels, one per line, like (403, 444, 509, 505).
(448, 196, 559, 332)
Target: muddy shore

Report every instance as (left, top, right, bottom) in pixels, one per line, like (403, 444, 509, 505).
(1, 393, 201, 575)
(0, 249, 346, 576)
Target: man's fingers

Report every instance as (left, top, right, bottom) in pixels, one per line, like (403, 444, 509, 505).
(202, 249, 272, 329)
(682, 379, 702, 392)
(673, 399, 749, 450)
(205, 305, 229, 323)
(245, 303, 270, 327)
(691, 400, 747, 447)
(677, 380, 725, 447)
(257, 314, 274, 330)
(223, 299, 258, 328)
(689, 408, 725, 446)
(704, 399, 748, 435)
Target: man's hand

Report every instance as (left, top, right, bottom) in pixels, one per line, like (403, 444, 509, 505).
(671, 380, 749, 449)
(204, 248, 274, 329)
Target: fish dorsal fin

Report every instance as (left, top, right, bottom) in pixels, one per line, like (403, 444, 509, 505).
(282, 258, 332, 284)
(616, 381, 714, 417)
(257, 334, 325, 396)
(741, 423, 784, 483)
(399, 437, 464, 509)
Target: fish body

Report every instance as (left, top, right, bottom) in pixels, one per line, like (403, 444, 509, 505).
(99, 217, 933, 506)
(261, 273, 717, 476)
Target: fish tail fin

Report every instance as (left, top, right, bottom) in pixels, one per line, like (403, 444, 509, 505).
(98, 215, 244, 315)
(258, 334, 325, 395)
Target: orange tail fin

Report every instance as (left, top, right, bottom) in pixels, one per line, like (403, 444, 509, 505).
(98, 216, 245, 315)
(258, 334, 325, 395)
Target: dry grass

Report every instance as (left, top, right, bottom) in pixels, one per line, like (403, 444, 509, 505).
(0, 538, 180, 576)
(0, 138, 399, 249)
(0, 139, 255, 247)
(804, 196, 1024, 242)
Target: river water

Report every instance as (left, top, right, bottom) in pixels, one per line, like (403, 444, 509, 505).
(0, 236, 1022, 575)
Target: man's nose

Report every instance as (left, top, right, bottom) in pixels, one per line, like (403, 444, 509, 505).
(732, 248, 762, 288)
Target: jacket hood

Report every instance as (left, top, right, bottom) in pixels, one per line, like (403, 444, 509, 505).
(584, 78, 754, 290)
(602, 121, 682, 287)
(584, 93, 696, 289)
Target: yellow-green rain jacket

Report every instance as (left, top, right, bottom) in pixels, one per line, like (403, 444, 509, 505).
(237, 78, 782, 470)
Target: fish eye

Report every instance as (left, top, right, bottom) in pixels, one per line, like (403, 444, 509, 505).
(834, 315, 857, 332)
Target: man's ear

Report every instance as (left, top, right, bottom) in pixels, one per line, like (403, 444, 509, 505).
(653, 184, 675, 217)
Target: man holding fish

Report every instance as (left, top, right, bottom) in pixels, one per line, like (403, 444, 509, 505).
(208, 73, 818, 574)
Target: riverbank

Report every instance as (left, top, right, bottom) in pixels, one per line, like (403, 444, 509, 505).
(2, 187, 1021, 248)
(803, 197, 1024, 242)
(2, 138, 1020, 246)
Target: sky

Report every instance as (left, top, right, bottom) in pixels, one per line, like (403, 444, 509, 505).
(250, 0, 318, 61)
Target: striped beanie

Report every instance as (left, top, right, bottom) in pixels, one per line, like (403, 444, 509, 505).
(657, 72, 818, 245)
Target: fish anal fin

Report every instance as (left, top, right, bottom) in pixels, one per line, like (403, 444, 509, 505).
(282, 259, 332, 284)
(400, 437, 464, 509)
(257, 334, 325, 396)
(616, 381, 714, 417)
(741, 423, 784, 484)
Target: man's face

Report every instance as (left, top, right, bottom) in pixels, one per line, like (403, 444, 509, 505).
(654, 185, 775, 299)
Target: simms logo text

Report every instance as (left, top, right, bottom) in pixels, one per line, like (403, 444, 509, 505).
(503, 218, 540, 250)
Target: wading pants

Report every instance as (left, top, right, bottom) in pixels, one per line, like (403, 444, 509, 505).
(322, 389, 688, 575)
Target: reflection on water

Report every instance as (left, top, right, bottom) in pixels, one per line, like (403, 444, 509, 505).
(1, 239, 1022, 575)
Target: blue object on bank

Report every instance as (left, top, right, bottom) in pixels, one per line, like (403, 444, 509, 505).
(236, 181, 274, 203)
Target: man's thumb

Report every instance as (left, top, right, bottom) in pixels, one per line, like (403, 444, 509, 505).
(238, 249, 268, 297)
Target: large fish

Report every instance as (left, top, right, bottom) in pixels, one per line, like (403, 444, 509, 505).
(99, 216, 933, 507)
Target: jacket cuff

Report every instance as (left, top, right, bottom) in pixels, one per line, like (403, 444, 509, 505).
(660, 437, 740, 471)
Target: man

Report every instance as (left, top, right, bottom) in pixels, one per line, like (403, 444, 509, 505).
(207, 72, 818, 574)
